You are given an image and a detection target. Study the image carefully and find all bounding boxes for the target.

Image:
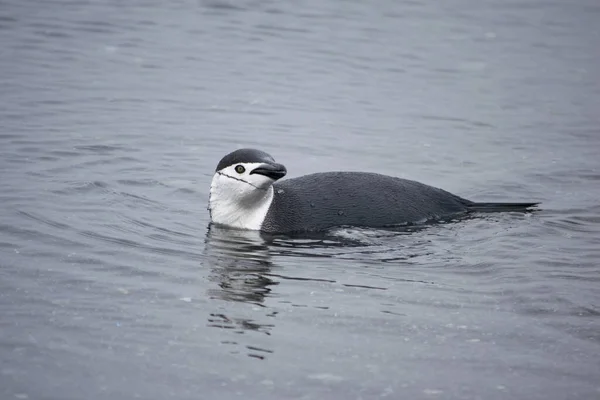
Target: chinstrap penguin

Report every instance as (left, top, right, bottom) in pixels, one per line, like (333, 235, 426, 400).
(208, 148, 539, 233)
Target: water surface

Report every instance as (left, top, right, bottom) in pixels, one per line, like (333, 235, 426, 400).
(1, 0, 600, 399)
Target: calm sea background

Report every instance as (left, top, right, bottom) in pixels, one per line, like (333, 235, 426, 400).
(1, 0, 599, 399)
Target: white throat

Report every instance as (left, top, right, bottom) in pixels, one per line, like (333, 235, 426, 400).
(209, 173, 274, 230)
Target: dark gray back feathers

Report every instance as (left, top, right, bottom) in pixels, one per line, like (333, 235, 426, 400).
(261, 172, 472, 233)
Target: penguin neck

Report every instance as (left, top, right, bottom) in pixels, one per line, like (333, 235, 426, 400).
(209, 183, 274, 230)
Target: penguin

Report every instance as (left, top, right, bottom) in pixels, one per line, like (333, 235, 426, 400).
(208, 148, 538, 233)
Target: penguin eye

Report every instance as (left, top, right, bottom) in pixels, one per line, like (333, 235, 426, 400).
(235, 165, 245, 174)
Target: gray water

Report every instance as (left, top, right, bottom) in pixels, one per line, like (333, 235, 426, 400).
(1, 0, 600, 399)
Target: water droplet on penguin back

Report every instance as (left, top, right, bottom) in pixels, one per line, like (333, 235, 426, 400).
(310, 201, 315, 208)
(338, 210, 344, 216)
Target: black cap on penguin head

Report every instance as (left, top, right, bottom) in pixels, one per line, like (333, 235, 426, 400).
(215, 148, 277, 172)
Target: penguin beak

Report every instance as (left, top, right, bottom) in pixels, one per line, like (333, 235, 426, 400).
(250, 163, 287, 180)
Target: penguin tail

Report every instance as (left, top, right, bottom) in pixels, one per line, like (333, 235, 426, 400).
(467, 202, 540, 212)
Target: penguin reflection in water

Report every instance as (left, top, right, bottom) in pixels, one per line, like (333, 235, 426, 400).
(208, 148, 539, 234)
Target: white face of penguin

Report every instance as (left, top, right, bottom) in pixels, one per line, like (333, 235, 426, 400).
(209, 160, 286, 230)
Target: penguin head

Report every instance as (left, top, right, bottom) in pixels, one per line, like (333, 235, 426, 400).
(209, 148, 287, 229)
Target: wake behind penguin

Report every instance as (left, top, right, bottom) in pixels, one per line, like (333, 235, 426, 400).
(208, 148, 539, 233)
